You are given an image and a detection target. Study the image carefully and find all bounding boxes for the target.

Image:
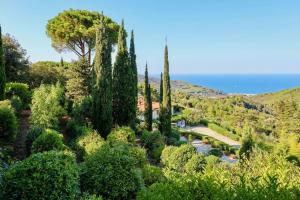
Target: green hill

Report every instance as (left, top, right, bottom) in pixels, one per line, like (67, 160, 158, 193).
(252, 86, 300, 105)
(138, 75, 225, 97)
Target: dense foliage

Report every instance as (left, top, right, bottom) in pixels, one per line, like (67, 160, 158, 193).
(144, 64, 152, 131)
(31, 83, 66, 129)
(0, 100, 17, 141)
(92, 16, 113, 138)
(1, 151, 80, 200)
(81, 143, 144, 199)
(0, 26, 6, 100)
(46, 9, 119, 65)
(31, 129, 66, 153)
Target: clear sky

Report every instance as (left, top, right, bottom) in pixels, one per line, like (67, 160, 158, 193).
(1, 0, 300, 74)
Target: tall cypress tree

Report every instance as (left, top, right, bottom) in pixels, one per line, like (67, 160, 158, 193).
(92, 14, 113, 138)
(129, 30, 138, 129)
(158, 72, 163, 132)
(112, 20, 132, 126)
(144, 64, 152, 131)
(161, 45, 172, 136)
(0, 25, 5, 100)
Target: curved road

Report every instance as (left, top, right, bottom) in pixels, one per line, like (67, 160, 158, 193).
(184, 125, 240, 148)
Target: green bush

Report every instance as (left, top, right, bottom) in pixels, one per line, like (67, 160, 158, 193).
(71, 96, 92, 124)
(0, 102, 17, 141)
(72, 128, 105, 161)
(208, 148, 223, 157)
(1, 151, 80, 200)
(141, 130, 165, 162)
(184, 153, 206, 173)
(107, 126, 136, 144)
(142, 164, 165, 186)
(81, 143, 144, 199)
(25, 125, 44, 155)
(5, 82, 31, 107)
(80, 194, 103, 200)
(31, 83, 66, 129)
(10, 95, 22, 113)
(161, 144, 197, 172)
(31, 129, 66, 153)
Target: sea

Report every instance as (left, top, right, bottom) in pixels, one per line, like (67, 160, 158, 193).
(169, 74, 300, 95)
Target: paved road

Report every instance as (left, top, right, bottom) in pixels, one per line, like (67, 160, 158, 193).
(184, 125, 241, 148)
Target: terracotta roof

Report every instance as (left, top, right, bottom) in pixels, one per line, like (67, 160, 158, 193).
(138, 97, 160, 112)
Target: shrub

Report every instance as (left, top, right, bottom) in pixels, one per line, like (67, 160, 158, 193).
(0, 102, 17, 141)
(184, 153, 206, 173)
(161, 144, 197, 172)
(142, 164, 165, 186)
(80, 194, 103, 200)
(31, 83, 66, 129)
(208, 148, 223, 157)
(31, 129, 66, 153)
(208, 123, 240, 141)
(5, 82, 31, 107)
(81, 143, 144, 199)
(107, 126, 136, 144)
(71, 96, 92, 124)
(72, 128, 105, 161)
(10, 95, 22, 113)
(166, 129, 180, 145)
(1, 151, 80, 200)
(141, 130, 165, 162)
(25, 125, 44, 155)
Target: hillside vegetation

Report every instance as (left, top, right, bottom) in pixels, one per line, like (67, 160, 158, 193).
(252, 86, 300, 105)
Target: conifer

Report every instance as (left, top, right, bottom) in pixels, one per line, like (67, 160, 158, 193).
(92, 14, 113, 138)
(112, 20, 132, 126)
(144, 64, 152, 131)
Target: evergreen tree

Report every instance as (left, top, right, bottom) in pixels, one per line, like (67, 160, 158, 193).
(129, 30, 138, 129)
(0, 25, 6, 100)
(60, 57, 64, 67)
(161, 45, 172, 136)
(158, 72, 163, 132)
(144, 64, 152, 131)
(92, 15, 113, 138)
(65, 59, 89, 104)
(112, 20, 132, 126)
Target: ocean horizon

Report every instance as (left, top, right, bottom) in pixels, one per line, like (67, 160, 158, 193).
(164, 74, 300, 94)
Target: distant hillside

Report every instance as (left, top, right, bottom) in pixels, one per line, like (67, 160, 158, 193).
(252, 86, 300, 105)
(138, 75, 225, 97)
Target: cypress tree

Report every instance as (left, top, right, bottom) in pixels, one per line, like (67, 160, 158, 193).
(129, 30, 138, 129)
(0, 25, 5, 100)
(144, 64, 152, 131)
(158, 72, 163, 132)
(112, 20, 132, 126)
(60, 57, 64, 67)
(161, 45, 172, 136)
(92, 14, 113, 138)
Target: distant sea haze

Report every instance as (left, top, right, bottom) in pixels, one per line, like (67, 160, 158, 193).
(168, 74, 300, 94)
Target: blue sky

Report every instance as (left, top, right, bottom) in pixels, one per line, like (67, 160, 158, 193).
(1, 0, 300, 74)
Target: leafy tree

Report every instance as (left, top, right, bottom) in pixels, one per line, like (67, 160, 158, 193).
(92, 15, 113, 138)
(144, 64, 152, 131)
(112, 20, 133, 126)
(0, 26, 5, 100)
(107, 126, 136, 144)
(66, 60, 89, 104)
(29, 61, 67, 88)
(161, 45, 172, 136)
(129, 30, 138, 129)
(46, 9, 119, 65)
(31, 83, 66, 129)
(2, 34, 29, 83)
(239, 125, 254, 159)
(1, 151, 80, 200)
